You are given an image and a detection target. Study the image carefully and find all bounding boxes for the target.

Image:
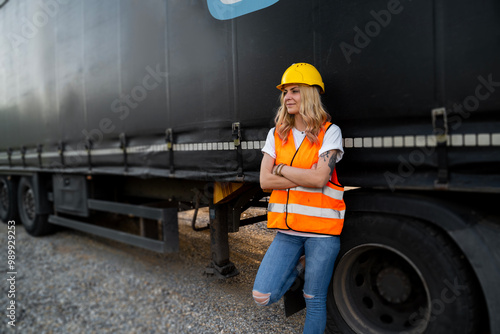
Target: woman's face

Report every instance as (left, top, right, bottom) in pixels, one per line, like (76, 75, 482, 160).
(283, 84, 301, 115)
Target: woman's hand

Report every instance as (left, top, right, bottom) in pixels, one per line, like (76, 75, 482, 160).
(259, 153, 298, 190)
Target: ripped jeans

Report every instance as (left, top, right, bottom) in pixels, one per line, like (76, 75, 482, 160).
(252, 232, 340, 334)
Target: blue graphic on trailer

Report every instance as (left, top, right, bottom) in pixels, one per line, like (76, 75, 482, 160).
(208, 0, 279, 20)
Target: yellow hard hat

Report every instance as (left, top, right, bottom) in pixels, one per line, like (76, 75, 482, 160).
(276, 63, 325, 94)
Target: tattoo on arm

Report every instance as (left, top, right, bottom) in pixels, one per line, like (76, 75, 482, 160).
(320, 151, 330, 162)
(328, 152, 337, 175)
(320, 150, 337, 175)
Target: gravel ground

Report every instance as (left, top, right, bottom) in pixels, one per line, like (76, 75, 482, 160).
(1, 208, 306, 334)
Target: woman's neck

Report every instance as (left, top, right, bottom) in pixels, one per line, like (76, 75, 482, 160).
(294, 115, 306, 132)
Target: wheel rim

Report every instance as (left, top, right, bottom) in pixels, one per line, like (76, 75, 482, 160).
(0, 179, 9, 213)
(333, 244, 431, 334)
(22, 186, 36, 223)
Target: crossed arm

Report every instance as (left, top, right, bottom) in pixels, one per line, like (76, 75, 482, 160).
(259, 149, 339, 190)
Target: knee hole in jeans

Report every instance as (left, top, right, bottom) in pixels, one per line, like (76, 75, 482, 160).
(303, 291, 315, 299)
(252, 290, 271, 306)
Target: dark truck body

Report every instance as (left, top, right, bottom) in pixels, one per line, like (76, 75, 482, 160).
(1, 0, 499, 333)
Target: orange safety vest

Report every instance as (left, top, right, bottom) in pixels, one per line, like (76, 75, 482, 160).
(267, 122, 345, 235)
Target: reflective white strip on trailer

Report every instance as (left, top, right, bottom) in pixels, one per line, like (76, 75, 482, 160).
(343, 133, 500, 148)
(0, 140, 266, 161)
(1, 134, 499, 162)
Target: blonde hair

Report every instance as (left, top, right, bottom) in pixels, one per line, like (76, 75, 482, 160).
(274, 85, 331, 144)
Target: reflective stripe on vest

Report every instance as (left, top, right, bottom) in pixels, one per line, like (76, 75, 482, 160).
(268, 203, 346, 220)
(290, 185, 344, 201)
(267, 122, 345, 235)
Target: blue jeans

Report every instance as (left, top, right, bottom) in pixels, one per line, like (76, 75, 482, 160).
(253, 232, 341, 334)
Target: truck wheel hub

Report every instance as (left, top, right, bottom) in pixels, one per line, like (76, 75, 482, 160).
(376, 267, 411, 303)
(23, 188, 36, 220)
(333, 244, 431, 334)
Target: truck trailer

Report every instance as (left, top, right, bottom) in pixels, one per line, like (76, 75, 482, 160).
(1, 0, 499, 333)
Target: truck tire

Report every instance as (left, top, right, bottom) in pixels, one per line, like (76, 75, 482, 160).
(0, 176, 18, 223)
(326, 212, 480, 334)
(17, 176, 54, 236)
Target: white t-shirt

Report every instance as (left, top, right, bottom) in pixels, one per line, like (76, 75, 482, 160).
(262, 124, 344, 238)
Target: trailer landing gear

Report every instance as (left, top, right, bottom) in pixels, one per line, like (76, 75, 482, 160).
(204, 203, 239, 278)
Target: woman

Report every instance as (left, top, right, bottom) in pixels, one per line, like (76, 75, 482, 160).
(252, 63, 345, 334)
